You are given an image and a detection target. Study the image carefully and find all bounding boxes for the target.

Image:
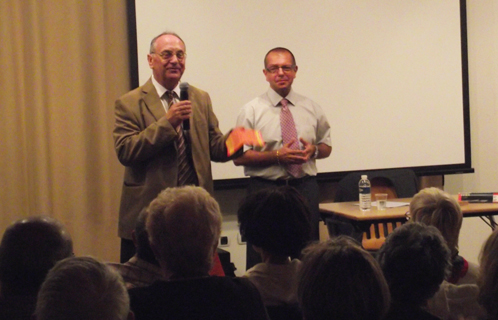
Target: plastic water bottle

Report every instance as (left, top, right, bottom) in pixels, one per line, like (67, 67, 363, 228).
(359, 175, 371, 211)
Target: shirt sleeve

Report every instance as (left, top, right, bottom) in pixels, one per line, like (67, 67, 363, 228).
(314, 103, 332, 146)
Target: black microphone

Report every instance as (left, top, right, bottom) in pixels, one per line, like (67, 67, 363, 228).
(179, 82, 190, 130)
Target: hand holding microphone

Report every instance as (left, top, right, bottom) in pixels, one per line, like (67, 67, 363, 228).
(165, 82, 191, 129)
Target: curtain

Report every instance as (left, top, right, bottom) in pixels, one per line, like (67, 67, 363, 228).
(0, 0, 130, 262)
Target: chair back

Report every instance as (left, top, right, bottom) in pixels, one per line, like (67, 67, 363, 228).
(334, 169, 419, 202)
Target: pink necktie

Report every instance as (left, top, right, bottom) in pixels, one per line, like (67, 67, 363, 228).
(280, 99, 302, 177)
(166, 91, 198, 186)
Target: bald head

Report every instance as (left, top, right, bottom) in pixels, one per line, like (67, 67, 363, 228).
(0, 216, 73, 296)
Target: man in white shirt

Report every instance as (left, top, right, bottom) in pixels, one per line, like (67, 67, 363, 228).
(235, 47, 332, 269)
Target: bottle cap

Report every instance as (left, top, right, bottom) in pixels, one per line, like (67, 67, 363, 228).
(361, 175, 367, 179)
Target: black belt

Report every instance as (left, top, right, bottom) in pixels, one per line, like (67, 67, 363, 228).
(252, 175, 313, 187)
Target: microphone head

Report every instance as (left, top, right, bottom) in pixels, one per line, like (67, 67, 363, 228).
(180, 82, 189, 101)
(179, 82, 189, 91)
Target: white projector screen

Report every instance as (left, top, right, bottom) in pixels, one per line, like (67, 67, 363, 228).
(128, 0, 472, 183)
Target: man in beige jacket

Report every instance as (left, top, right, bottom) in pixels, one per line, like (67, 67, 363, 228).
(114, 32, 240, 261)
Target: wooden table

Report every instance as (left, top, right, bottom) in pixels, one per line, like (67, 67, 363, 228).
(319, 197, 498, 239)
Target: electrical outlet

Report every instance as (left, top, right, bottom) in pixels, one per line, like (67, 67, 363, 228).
(219, 235, 230, 247)
(237, 232, 246, 245)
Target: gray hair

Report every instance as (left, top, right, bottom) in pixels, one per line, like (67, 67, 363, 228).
(377, 222, 451, 306)
(149, 31, 186, 54)
(146, 186, 222, 277)
(35, 256, 130, 320)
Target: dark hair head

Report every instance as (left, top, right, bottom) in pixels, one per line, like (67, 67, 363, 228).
(298, 236, 390, 320)
(0, 216, 73, 296)
(377, 222, 451, 306)
(478, 229, 498, 319)
(264, 47, 296, 68)
(238, 186, 311, 257)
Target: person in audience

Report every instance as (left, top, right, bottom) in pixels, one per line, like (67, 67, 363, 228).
(410, 187, 484, 319)
(109, 207, 226, 288)
(35, 256, 134, 320)
(108, 208, 163, 289)
(378, 222, 451, 320)
(410, 187, 479, 284)
(128, 185, 269, 320)
(0, 216, 73, 320)
(238, 186, 310, 308)
(478, 228, 498, 320)
(297, 236, 390, 320)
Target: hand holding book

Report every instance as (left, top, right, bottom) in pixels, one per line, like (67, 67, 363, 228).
(226, 127, 265, 156)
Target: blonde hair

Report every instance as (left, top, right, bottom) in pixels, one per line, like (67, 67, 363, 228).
(409, 187, 462, 256)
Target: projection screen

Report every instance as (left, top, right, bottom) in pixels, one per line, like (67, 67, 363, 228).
(128, 0, 472, 184)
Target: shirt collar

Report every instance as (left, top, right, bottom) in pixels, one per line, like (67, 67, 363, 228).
(267, 87, 296, 107)
(151, 76, 180, 98)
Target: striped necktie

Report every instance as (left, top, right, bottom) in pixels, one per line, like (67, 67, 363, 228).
(165, 91, 198, 186)
(280, 98, 302, 177)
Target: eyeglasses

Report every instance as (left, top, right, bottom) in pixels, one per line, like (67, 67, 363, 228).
(266, 65, 296, 74)
(152, 50, 186, 61)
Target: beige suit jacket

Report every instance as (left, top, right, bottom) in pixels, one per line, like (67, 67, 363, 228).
(114, 79, 232, 239)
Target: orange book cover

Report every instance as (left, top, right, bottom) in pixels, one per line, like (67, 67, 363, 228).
(226, 128, 264, 156)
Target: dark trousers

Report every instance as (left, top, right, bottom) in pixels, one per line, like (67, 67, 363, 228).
(245, 176, 320, 270)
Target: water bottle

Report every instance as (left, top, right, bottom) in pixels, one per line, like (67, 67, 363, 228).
(359, 175, 371, 211)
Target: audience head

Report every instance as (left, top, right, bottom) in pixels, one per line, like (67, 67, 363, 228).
(297, 237, 390, 320)
(0, 216, 73, 296)
(146, 186, 222, 278)
(410, 187, 463, 256)
(132, 208, 158, 265)
(35, 256, 132, 320)
(238, 186, 311, 258)
(377, 222, 451, 307)
(478, 229, 498, 319)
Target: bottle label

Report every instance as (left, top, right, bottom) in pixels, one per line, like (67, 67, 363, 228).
(359, 187, 371, 194)
(359, 187, 371, 210)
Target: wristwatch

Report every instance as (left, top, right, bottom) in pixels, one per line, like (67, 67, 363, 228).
(312, 146, 319, 159)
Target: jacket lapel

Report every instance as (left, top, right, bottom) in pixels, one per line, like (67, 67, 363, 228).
(142, 78, 166, 121)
